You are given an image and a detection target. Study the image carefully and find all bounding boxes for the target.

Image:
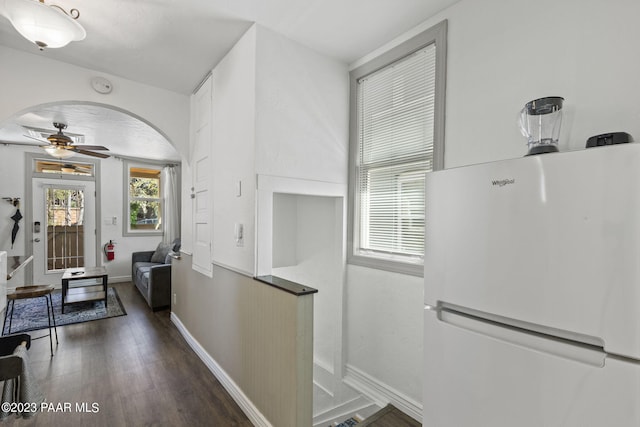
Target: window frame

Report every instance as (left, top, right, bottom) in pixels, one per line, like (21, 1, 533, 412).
(123, 161, 163, 237)
(347, 20, 447, 277)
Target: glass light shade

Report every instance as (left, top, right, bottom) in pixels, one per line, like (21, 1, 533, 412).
(4, 0, 86, 49)
(44, 145, 76, 159)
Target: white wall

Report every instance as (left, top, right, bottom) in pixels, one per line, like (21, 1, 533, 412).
(255, 26, 349, 184)
(0, 145, 30, 285)
(344, 0, 640, 418)
(353, 0, 640, 167)
(210, 25, 257, 275)
(0, 150, 163, 284)
(10, 0, 637, 420)
(99, 157, 163, 281)
(0, 46, 188, 283)
(0, 46, 189, 154)
(252, 25, 350, 408)
(184, 24, 350, 274)
(174, 24, 350, 426)
(272, 194, 344, 376)
(442, 0, 640, 166)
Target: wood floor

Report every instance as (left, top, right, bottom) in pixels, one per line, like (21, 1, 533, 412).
(3, 282, 252, 426)
(359, 404, 420, 427)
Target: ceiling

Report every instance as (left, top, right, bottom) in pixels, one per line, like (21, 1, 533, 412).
(0, 0, 460, 162)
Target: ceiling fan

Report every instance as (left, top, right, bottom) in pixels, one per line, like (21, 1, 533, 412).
(26, 122, 110, 159)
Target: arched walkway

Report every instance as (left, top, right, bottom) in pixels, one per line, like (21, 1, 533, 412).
(0, 101, 179, 162)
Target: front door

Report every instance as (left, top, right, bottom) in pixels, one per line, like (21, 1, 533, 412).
(32, 178, 96, 286)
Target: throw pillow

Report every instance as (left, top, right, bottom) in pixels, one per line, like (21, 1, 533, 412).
(151, 242, 173, 263)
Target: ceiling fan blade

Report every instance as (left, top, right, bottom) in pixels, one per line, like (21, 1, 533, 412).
(23, 134, 49, 144)
(21, 125, 58, 135)
(75, 149, 110, 159)
(72, 145, 109, 151)
(22, 126, 81, 138)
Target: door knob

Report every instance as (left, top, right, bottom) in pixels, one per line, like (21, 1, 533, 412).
(34, 238, 40, 242)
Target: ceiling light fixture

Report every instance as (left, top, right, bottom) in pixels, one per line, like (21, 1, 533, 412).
(3, 0, 86, 50)
(44, 145, 76, 159)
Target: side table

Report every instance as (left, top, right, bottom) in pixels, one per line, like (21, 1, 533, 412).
(61, 266, 108, 314)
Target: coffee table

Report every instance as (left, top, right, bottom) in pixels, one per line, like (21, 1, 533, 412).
(61, 266, 108, 314)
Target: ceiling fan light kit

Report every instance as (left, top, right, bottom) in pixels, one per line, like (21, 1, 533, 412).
(44, 144, 75, 159)
(39, 122, 110, 159)
(3, 0, 86, 50)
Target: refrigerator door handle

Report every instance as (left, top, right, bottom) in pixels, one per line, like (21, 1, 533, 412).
(440, 309, 606, 367)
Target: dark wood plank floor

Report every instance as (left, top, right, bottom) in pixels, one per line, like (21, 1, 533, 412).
(359, 404, 421, 427)
(3, 282, 252, 427)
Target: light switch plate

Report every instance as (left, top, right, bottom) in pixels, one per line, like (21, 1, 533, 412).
(235, 223, 244, 247)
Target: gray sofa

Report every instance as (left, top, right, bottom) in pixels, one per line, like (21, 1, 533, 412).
(131, 239, 180, 311)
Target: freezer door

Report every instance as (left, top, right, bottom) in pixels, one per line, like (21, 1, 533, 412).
(424, 144, 640, 359)
(424, 308, 640, 427)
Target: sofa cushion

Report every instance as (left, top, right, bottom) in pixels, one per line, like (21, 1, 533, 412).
(133, 262, 157, 284)
(150, 242, 173, 263)
(140, 271, 150, 290)
(133, 262, 158, 271)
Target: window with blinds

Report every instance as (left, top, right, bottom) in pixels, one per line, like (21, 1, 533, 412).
(348, 21, 446, 276)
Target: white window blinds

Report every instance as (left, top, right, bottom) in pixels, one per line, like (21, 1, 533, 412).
(355, 44, 436, 260)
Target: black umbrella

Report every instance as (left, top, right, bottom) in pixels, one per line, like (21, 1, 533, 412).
(10, 208, 22, 249)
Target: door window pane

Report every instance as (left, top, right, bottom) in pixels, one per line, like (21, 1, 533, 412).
(46, 188, 85, 270)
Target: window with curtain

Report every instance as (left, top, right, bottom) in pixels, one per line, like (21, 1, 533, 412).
(348, 21, 447, 276)
(124, 162, 163, 235)
(162, 164, 180, 245)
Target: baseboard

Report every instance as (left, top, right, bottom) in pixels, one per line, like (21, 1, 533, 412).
(107, 275, 130, 284)
(170, 312, 272, 427)
(313, 360, 335, 397)
(343, 364, 422, 422)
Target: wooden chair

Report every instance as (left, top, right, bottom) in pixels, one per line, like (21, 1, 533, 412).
(2, 286, 58, 357)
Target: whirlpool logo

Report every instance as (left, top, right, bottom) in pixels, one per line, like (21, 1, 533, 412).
(492, 178, 515, 187)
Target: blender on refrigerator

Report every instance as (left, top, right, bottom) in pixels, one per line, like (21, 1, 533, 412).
(518, 96, 563, 155)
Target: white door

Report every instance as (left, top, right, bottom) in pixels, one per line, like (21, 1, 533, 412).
(32, 178, 96, 286)
(192, 76, 212, 277)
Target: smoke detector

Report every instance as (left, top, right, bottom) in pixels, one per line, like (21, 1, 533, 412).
(91, 76, 113, 94)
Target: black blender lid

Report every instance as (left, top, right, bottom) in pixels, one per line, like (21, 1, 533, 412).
(525, 96, 564, 115)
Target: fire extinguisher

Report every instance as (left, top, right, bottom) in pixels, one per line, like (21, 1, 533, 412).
(104, 240, 115, 261)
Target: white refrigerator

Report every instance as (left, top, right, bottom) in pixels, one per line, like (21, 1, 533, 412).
(423, 144, 640, 426)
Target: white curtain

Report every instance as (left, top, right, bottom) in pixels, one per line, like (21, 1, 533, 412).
(162, 165, 180, 245)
